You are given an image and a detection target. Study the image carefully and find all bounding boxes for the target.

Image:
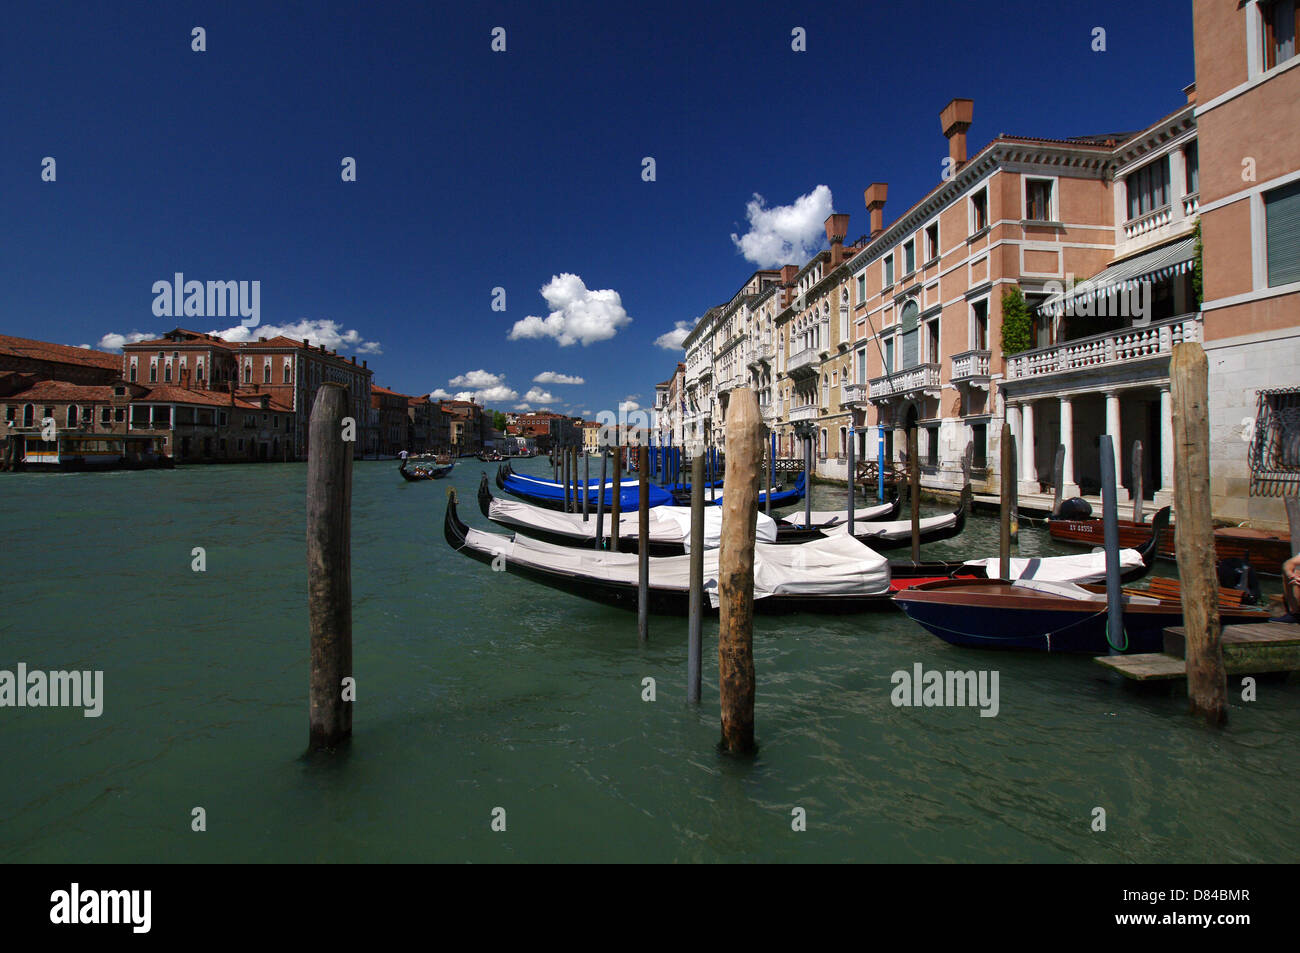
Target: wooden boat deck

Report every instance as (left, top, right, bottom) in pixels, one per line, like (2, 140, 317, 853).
(1094, 621, 1300, 680)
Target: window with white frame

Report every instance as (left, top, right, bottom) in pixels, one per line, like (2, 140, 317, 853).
(925, 222, 939, 263)
(971, 299, 989, 350)
(970, 188, 989, 233)
(1126, 157, 1170, 220)
(1264, 179, 1300, 287)
(884, 254, 895, 286)
(1263, 0, 1299, 69)
(1025, 177, 1055, 221)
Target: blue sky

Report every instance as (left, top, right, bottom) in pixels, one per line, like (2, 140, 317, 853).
(1, 0, 1194, 416)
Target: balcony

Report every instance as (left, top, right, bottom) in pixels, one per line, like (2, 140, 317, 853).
(1182, 192, 1199, 216)
(841, 382, 869, 407)
(786, 346, 819, 380)
(950, 349, 992, 387)
(868, 363, 942, 401)
(1124, 204, 1172, 239)
(1004, 314, 1202, 383)
(788, 403, 818, 422)
(747, 340, 775, 370)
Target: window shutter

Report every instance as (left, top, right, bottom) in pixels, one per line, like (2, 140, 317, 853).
(1266, 179, 1300, 287)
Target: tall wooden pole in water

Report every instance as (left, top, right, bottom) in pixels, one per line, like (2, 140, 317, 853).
(1099, 435, 1124, 657)
(595, 450, 608, 549)
(802, 432, 812, 529)
(764, 432, 772, 516)
(1051, 444, 1065, 517)
(847, 424, 856, 538)
(611, 442, 623, 550)
(307, 383, 353, 750)
(909, 428, 920, 564)
(1132, 440, 1144, 524)
(999, 422, 1013, 580)
(582, 452, 590, 521)
(562, 446, 571, 513)
(1171, 343, 1227, 725)
(638, 444, 650, 643)
(1009, 435, 1020, 545)
(687, 449, 705, 704)
(718, 389, 761, 756)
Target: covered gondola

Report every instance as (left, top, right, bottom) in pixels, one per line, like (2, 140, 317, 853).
(496, 463, 676, 511)
(444, 489, 896, 615)
(776, 493, 901, 529)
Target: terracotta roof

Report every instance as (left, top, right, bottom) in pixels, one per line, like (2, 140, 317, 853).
(126, 329, 240, 350)
(4, 380, 122, 402)
(0, 334, 122, 372)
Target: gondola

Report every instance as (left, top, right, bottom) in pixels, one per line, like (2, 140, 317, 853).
(703, 472, 806, 508)
(399, 458, 453, 481)
(476, 472, 779, 556)
(496, 463, 677, 511)
(777, 493, 902, 529)
(475, 473, 1163, 588)
(811, 485, 971, 551)
(444, 489, 896, 615)
(893, 574, 1270, 655)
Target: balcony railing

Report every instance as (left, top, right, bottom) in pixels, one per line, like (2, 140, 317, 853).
(950, 349, 991, 382)
(868, 363, 942, 400)
(1182, 192, 1199, 216)
(787, 347, 819, 376)
(1123, 204, 1172, 239)
(788, 403, 818, 422)
(1004, 314, 1202, 382)
(842, 382, 869, 405)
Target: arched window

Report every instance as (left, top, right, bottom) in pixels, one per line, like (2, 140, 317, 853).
(263, 361, 271, 384)
(23, 404, 34, 427)
(840, 427, 847, 455)
(820, 429, 827, 456)
(283, 360, 292, 383)
(67, 405, 77, 427)
(244, 361, 252, 384)
(164, 362, 172, 383)
(822, 374, 829, 406)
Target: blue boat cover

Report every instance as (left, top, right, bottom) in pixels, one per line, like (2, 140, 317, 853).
(502, 472, 676, 509)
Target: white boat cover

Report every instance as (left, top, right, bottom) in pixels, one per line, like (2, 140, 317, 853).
(508, 472, 642, 489)
(822, 511, 958, 540)
(1011, 578, 1160, 605)
(781, 499, 896, 528)
(463, 526, 890, 606)
(487, 497, 777, 551)
(961, 548, 1143, 584)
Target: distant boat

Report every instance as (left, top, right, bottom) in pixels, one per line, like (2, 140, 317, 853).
(399, 458, 453, 481)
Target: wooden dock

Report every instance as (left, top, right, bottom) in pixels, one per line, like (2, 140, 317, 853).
(1095, 621, 1300, 681)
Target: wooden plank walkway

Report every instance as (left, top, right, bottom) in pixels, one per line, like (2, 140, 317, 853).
(1095, 621, 1300, 681)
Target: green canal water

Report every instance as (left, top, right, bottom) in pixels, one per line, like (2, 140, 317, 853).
(1, 458, 1296, 863)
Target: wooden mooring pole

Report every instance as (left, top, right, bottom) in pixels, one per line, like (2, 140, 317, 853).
(1132, 440, 1144, 525)
(595, 449, 608, 549)
(1052, 444, 1065, 517)
(1099, 435, 1123, 656)
(847, 424, 856, 538)
(638, 444, 649, 643)
(611, 443, 623, 550)
(582, 451, 590, 521)
(687, 448, 705, 704)
(307, 383, 353, 751)
(1171, 343, 1227, 725)
(909, 429, 920, 564)
(1009, 435, 1020, 544)
(718, 390, 760, 756)
(999, 422, 1013, 580)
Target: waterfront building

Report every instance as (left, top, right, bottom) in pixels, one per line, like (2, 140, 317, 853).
(441, 399, 486, 454)
(371, 385, 413, 456)
(120, 329, 373, 460)
(0, 334, 121, 388)
(583, 420, 602, 453)
(1194, 0, 1300, 531)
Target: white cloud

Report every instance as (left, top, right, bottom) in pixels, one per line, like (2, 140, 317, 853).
(208, 318, 383, 354)
(428, 388, 452, 400)
(730, 185, 832, 268)
(449, 369, 503, 388)
(654, 321, 692, 351)
(508, 273, 632, 347)
(513, 402, 532, 411)
(453, 384, 518, 404)
(620, 400, 641, 412)
(533, 371, 584, 385)
(97, 331, 156, 352)
(523, 387, 556, 404)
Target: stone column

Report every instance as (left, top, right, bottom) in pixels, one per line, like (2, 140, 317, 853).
(1105, 391, 1129, 503)
(1018, 399, 1038, 494)
(1157, 385, 1174, 506)
(1059, 395, 1081, 497)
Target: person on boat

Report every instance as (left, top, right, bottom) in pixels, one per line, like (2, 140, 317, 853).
(1275, 553, 1300, 623)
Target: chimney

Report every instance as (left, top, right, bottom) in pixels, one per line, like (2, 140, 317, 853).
(1183, 82, 1196, 105)
(940, 98, 975, 172)
(824, 213, 850, 267)
(304, 339, 310, 349)
(780, 264, 798, 285)
(258, 336, 267, 342)
(863, 183, 888, 237)
(362, 360, 367, 369)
